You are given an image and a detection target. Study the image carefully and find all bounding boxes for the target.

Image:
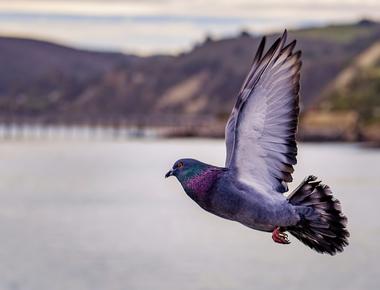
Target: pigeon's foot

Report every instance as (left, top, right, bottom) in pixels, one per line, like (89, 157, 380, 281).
(272, 227, 290, 244)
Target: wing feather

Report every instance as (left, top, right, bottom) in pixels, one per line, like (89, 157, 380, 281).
(225, 30, 301, 194)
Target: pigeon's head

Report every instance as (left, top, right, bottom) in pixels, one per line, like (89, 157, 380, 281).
(165, 158, 226, 198)
(165, 158, 208, 183)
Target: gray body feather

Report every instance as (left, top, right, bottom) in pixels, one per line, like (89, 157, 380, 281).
(207, 170, 300, 232)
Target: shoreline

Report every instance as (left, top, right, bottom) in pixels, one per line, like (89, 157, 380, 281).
(0, 122, 379, 148)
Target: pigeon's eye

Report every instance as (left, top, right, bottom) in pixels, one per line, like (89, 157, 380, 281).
(177, 161, 184, 168)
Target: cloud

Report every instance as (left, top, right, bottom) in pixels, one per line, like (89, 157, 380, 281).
(0, 0, 379, 54)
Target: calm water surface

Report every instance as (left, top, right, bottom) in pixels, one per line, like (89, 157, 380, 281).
(0, 139, 379, 290)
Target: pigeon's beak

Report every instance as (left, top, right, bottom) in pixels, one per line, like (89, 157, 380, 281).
(165, 169, 174, 178)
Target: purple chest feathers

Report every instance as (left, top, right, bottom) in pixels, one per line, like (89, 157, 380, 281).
(184, 169, 220, 198)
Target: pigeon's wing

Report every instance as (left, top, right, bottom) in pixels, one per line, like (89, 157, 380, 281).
(225, 31, 301, 193)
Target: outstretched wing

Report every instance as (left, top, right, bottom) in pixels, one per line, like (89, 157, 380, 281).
(225, 30, 301, 194)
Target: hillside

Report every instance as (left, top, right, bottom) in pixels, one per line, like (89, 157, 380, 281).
(0, 37, 136, 122)
(0, 20, 380, 136)
(304, 39, 380, 142)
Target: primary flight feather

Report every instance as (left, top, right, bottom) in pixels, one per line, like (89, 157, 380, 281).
(165, 30, 349, 255)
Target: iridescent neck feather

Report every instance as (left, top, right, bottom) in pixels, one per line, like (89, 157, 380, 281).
(181, 167, 222, 199)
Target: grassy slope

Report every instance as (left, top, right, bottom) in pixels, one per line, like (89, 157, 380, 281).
(293, 23, 376, 43)
(306, 38, 380, 141)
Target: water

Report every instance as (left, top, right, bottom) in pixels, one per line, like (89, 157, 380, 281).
(0, 139, 379, 290)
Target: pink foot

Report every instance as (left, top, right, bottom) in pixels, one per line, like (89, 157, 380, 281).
(272, 227, 290, 244)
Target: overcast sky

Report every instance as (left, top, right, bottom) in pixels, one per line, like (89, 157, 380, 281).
(0, 0, 379, 54)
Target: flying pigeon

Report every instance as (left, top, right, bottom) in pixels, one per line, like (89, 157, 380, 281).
(165, 30, 349, 255)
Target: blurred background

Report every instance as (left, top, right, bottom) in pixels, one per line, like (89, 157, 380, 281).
(0, 1, 379, 290)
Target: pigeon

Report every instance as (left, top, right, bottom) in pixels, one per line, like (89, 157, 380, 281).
(165, 30, 349, 255)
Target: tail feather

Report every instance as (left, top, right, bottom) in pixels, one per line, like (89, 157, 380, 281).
(287, 175, 349, 255)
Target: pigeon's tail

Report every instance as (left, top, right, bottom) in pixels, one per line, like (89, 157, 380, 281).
(287, 175, 349, 255)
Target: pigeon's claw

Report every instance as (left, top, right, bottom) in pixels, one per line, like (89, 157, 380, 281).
(272, 227, 290, 244)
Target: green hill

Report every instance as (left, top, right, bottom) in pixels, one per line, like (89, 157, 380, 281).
(302, 40, 380, 142)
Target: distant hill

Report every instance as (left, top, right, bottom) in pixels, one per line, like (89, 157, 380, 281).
(1, 20, 380, 131)
(0, 37, 136, 122)
(305, 39, 380, 142)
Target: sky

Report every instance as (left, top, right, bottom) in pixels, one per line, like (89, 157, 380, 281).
(0, 0, 380, 55)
